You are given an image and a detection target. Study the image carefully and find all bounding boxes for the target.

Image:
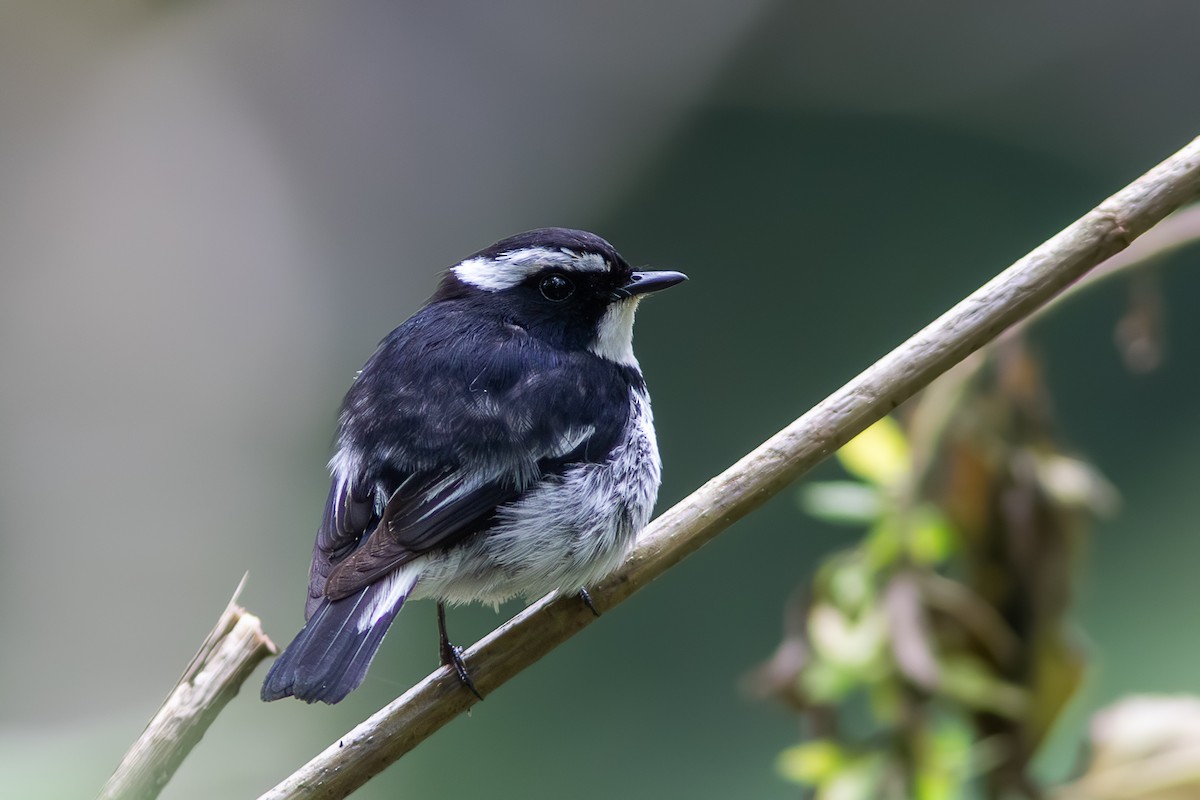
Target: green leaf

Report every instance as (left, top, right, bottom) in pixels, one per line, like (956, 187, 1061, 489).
(800, 658, 859, 704)
(837, 416, 910, 488)
(777, 740, 847, 785)
(800, 481, 884, 525)
(938, 654, 1028, 718)
(818, 753, 886, 800)
(914, 767, 952, 800)
(827, 557, 874, 611)
(864, 519, 903, 569)
(867, 680, 903, 725)
(809, 603, 888, 674)
(915, 719, 973, 800)
(906, 507, 957, 565)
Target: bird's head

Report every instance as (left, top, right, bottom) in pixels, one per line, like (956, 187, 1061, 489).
(432, 228, 686, 366)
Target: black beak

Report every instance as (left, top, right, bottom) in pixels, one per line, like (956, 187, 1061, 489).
(618, 270, 688, 299)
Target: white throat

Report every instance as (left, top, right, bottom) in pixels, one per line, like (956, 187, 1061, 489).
(589, 297, 642, 367)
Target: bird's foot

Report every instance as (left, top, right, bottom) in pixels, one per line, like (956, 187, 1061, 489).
(579, 586, 601, 617)
(440, 640, 483, 700)
(438, 601, 483, 700)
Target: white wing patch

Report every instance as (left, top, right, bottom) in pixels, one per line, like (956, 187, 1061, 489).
(357, 567, 420, 631)
(328, 446, 363, 512)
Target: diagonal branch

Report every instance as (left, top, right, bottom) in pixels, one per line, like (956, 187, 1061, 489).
(259, 135, 1200, 800)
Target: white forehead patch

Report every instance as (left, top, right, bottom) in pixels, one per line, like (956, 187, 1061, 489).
(453, 247, 609, 292)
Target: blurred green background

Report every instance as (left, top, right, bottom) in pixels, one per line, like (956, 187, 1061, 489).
(3, 1, 1200, 797)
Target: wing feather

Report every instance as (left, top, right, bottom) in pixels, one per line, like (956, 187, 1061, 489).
(323, 472, 519, 600)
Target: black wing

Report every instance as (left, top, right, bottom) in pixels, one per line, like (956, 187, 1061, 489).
(303, 304, 632, 617)
(322, 471, 520, 601)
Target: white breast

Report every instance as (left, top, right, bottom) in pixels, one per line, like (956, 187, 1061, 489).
(411, 387, 662, 606)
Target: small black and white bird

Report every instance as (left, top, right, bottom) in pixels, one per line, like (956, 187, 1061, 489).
(261, 228, 686, 704)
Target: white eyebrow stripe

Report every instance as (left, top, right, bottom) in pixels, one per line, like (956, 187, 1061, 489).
(453, 247, 609, 291)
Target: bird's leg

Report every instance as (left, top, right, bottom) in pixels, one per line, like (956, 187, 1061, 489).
(579, 587, 601, 617)
(437, 601, 482, 700)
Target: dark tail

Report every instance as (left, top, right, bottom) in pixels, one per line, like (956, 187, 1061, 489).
(261, 583, 408, 704)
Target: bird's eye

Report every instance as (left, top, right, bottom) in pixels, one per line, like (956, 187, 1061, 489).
(539, 274, 575, 302)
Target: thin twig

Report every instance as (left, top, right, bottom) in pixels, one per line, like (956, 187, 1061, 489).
(1046, 201, 1200, 312)
(99, 576, 277, 800)
(259, 135, 1200, 800)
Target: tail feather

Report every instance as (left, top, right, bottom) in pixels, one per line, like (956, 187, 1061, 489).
(262, 582, 409, 704)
